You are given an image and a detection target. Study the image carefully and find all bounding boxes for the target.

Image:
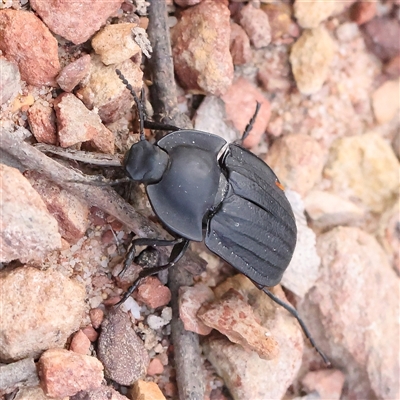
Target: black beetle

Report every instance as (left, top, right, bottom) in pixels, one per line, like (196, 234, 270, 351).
(115, 70, 330, 365)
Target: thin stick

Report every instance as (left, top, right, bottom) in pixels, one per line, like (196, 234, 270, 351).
(147, 2, 206, 399)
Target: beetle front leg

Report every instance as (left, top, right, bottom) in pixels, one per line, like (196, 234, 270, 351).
(116, 238, 190, 305)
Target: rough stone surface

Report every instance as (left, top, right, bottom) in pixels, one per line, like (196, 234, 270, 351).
(290, 26, 335, 95)
(323, 133, 399, 213)
(229, 22, 251, 66)
(98, 308, 149, 386)
(0, 164, 61, 263)
(221, 77, 271, 148)
(136, 276, 171, 309)
(0, 266, 85, 361)
(38, 348, 103, 398)
(71, 386, 129, 400)
(265, 134, 325, 196)
(363, 17, 400, 62)
(14, 386, 56, 400)
(261, 3, 298, 43)
(0, 58, 20, 105)
(371, 78, 400, 124)
(302, 369, 346, 400)
(171, 0, 233, 95)
(304, 190, 365, 229)
(0, 358, 39, 395)
(293, 0, 345, 29)
(55, 92, 115, 153)
(92, 23, 141, 65)
(57, 54, 91, 92)
(131, 380, 166, 400)
(70, 330, 91, 355)
(198, 288, 279, 360)
(27, 102, 57, 145)
(179, 283, 214, 335)
(0, 9, 60, 86)
(30, 0, 124, 45)
(299, 227, 399, 400)
(238, 3, 271, 49)
(280, 190, 320, 298)
(76, 56, 143, 124)
(377, 201, 400, 274)
(25, 171, 90, 243)
(207, 275, 303, 400)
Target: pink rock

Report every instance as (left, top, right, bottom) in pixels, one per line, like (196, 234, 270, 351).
(76, 56, 143, 124)
(238, 3, 271, 49)
(81, 326, 99, 342)
(146, 358, 164, 376)
(179, 284, 215, 335)
(363, 17, 400, 61)
(30, 0, 124, 45)
(171, 0, 233, 95)
(25, 170, 90, 243)
(261, 3, 295, 43)
(229, 22, 252, 66)
(0, 10, 60, 86)
(302, 369, 346, 400)
(0, 164, 61, 263)
(89, 308, 104, 329)
(0, 266, 85, 361)
(350, 1, 376, 25)
(221, 77, 270, 148)
(204, 275, 303, 400)
(27, 103, 57, 145)
(299, 227, 399, 399)
(265, 134, 325, 196)
(70, 330, 91, 355)
(136, 277, 171, 309)
(38, 348, 103, 398)
(372, 79, 400, 124)
(198, 289, 279, 360)
(55, 93, 115, 154)
(57, 55, 91, 92)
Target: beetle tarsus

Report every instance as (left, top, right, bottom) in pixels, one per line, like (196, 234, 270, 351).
(116, 238, 190, 305)
(261, 287, 331, 366)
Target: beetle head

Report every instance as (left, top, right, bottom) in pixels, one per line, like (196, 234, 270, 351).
(124, 140, 169, 184)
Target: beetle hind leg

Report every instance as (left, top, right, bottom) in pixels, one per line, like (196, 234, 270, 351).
(116, 238, 190, 306)
(261, 287, 331, 367)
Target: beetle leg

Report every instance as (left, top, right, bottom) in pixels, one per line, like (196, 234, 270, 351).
(261, 287, 331, 367)
(143, 120, 181, 132)
(116, 239, 190, 306)
(119, 237, 185, 278)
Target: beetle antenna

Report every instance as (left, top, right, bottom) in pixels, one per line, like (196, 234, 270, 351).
(115, 69, 145, 141)
(262, 287, 331, 367)
(238, 102, 261, 144)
